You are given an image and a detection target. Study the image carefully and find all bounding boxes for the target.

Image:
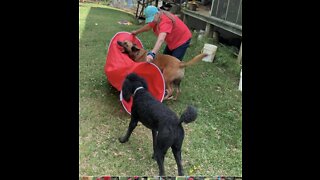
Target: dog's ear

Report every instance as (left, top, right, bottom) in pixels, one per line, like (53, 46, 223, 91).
(121, 78, 133, 102)
(117, 41, 126, 53)
(131, 45, 140, 52)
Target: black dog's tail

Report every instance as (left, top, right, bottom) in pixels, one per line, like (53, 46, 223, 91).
(179, 105, 197, 124)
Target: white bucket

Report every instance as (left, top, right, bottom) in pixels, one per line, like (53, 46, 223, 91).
(238, 69, 242, 91)
(202, 43, 217, 62)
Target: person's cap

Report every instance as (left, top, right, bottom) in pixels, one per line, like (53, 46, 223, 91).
(144, 6, 159, 23)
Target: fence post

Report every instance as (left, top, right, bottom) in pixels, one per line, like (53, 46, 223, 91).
(237, 42, 242, 64)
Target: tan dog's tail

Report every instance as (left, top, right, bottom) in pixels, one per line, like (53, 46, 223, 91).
(179, 53, 208, 68)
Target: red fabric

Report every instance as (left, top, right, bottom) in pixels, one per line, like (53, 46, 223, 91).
(149, 13, 192, 50)
(105, 32, 165, 114)
(102, 176, 111, 180)
(105, 32, 142, 91)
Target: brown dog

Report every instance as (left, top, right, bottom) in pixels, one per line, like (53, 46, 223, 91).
(117, 40, 207, 100)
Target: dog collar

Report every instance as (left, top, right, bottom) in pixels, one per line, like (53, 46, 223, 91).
(133, 87, 144, 96)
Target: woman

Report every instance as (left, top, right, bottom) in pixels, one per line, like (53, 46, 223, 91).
(131, 5, 192, 62)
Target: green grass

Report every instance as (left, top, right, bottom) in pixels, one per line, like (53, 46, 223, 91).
(80, 2, 242, 177)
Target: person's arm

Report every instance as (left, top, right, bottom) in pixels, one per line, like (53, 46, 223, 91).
(131, 24, 152, 35)
(151, 32, 166, 54)
(146, 32, 167, 62)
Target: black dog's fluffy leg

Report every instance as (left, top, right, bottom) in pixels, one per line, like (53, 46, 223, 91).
(172, 146, 184, 176)
(172, 126, 185, 175)
(152, 130, 158, 160)
(155, 149, 166, 176)
(119, 119, 138, 143)
(155, 136, 171, 176)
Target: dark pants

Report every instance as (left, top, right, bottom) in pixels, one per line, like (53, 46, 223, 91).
(163, 38, 191, 61)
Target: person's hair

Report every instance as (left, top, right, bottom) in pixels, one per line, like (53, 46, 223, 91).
(155, 10, 176, 31)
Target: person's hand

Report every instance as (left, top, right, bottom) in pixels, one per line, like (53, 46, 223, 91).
(146, 51, 155, 62)
(146, 55, 153, 62)
(131, 30, 138, 36)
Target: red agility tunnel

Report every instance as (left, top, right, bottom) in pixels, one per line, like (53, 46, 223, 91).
(104, 32, 165, 114)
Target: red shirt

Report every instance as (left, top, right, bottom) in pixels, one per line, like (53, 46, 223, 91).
(148, 13, 192, 50)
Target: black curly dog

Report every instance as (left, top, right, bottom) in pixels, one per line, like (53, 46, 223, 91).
(119, 73, 197, 176)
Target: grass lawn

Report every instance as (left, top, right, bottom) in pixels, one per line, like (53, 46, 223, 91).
(80, 2, 242, 177)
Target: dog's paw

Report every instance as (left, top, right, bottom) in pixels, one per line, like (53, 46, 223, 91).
(119, 137, 128, 143)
